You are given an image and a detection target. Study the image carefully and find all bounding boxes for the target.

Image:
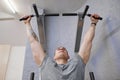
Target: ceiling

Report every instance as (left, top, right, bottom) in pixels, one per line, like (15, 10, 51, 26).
(0, 0, 87, 46)
(0, 0, 87, 19)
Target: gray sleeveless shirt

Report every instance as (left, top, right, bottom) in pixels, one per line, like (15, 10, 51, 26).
(39, 54, 85, 80)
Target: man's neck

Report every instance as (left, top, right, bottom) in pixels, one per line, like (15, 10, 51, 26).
(55, 59, 67, 64)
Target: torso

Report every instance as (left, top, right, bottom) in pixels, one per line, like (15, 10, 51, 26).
(39, 55, 85, 80)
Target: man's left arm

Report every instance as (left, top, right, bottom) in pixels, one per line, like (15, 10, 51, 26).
(78, 14, 99, 64)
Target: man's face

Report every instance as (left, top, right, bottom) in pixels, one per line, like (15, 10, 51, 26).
(54, 46, 70, 61)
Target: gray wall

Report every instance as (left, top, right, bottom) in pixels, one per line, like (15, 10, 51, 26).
(23, 0, 120, 80)
(80, 0, 120, 80)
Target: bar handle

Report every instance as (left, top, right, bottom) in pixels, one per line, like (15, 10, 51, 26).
(30, 72, 34, 80)
(19, 15, 35, 21)
(87, 14, 103, 20)
(89, 72, 95, 80)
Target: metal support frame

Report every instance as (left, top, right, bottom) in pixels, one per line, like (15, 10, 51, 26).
(33, 4, 46, 52)
(19, 4, 102, 53)
(30, 72, 34, 80)
(74, 5, 89, 52)
(89, 72, 95, 80)
(32, 4, 90, 53)
(74, 14, 84, 52)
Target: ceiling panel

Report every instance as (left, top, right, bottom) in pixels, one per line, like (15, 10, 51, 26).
(0, 0, 87, 17)
(33, 0, 87, 13)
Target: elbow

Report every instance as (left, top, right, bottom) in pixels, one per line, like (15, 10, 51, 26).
(83, 56, 89, 64)
(32, 52, 42, 65)
(29, 37, 36, 43)
(32, 52, 39, 60)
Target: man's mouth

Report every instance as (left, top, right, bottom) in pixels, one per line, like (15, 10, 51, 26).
(58, 50, 65, 53)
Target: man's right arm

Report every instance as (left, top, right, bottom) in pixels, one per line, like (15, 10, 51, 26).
(78, 14, 99, 64)
(24, 16, 46, 66)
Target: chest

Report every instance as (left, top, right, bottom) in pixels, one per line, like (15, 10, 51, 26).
(41, 61, 84, 80)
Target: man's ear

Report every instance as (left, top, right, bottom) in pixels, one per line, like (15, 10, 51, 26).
(67, 54, 70, 59)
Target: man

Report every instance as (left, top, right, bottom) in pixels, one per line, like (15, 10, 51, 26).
(23, 14, 99, 80)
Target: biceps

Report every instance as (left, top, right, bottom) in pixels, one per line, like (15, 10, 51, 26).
(78, 42, 92, 63)
(31, 41, 45, 65)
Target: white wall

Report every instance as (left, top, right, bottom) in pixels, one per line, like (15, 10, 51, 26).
(0, 20, 26, 46)
(5, 46, 25, 80)
(0, 45, 11, 80)
(0, 45, 25, 80)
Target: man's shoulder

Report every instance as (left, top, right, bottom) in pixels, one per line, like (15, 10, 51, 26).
(69, 54, 86, 66)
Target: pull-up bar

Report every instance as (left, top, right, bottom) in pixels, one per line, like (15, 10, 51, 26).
(74, 5, 89, 52)
(19, 14, 59, 21)
(19, 4, 102, 21)
(19, 13, 102, 21)
(62, 13, 102, 20)
(19, 4, 103, 53)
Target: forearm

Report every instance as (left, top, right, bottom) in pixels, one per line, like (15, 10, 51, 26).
(83, 24, 96, 43)
(26, 23, 39, 42)
(78, 24, 96, 64)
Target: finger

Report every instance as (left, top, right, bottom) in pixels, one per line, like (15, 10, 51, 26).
(92, 14, 100, 19)
(27, 16, 31, 21)
(23, 16, 31, 24)
(20, 15, 32, 21)
(21, 15, 29, 19)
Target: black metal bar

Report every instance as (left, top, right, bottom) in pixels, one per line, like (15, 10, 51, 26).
(89, 72, 95, 80)
(33, 4, 39, 17)
(82, 5, 89, 19)
(62, 13, 78, 16)
(19, 15, 35, 21)
(19, 13, 59, 21)
(74, 5, 89, 52)
(19, 13, 103, 21)
(30, 72, 34, 80)
(74, 17, 84, 52)
(33, 4, 46, 52)
(45, 13, 59, 16)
